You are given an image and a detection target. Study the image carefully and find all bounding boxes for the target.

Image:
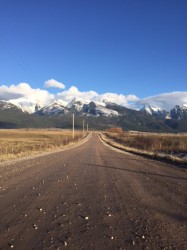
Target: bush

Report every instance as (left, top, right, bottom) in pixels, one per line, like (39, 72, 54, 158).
(106, 127, 123, 134)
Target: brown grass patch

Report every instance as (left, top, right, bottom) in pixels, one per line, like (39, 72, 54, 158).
(101, 131, 187, 165)
(0, 129, 83, 162)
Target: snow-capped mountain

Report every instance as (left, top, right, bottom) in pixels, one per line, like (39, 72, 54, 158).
(0, 98, 187, 132)
(36, 102, 68, 116)
(1, 97, 187, 121)
(141, 105, 170, 119)
(0, 100, 20, 110)
(82, 102, 118, 117)
(95, 105, 118, 116)
(35, 99, 119, 117)
(170, 105, 187, 120)
(141, 104, 187, 120)
(67, 98, 86, 113)
(7, 99, 41, 114)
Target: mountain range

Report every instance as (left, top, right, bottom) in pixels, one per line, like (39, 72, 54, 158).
(141, 104, 187, 120)
(0, 99, 187, 132)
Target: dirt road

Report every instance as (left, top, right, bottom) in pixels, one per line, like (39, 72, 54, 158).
(0, 134, 186, 250)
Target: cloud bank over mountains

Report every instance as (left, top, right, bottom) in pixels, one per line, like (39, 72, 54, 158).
(136, 92, 187, 111)
(0, 83, 54, 108)
(0, 80, 186, 111)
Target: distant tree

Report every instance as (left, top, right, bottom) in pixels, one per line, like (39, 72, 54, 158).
(106, 127, 123, 134)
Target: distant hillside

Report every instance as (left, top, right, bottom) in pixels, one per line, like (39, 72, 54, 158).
(0, 100, 187, 132)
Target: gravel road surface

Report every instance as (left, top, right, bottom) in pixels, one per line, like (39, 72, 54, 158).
(0, 133, 186, 250)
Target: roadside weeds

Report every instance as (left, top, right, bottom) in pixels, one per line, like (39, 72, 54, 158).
(100, 133, 187, 168)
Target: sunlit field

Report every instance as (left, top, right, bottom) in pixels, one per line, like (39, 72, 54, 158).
(103, 128, 187, 164)
(0, 129, 83, 162)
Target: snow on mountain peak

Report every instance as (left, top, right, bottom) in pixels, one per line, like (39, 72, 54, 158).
(95, 105, 118, 116)
(142, 104, 162, 114)
(7, 99, 37, 113)
(141, 104, 169, 118)
(1, 96, 187, 121)
(66, 98, 86, 112)
(36, 102, 68, 116)
(0, 101, 17, 110)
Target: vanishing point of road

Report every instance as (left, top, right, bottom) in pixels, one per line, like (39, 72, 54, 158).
(0, 134, 186, 250)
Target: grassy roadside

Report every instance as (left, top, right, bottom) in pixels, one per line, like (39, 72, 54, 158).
(0, 129, 85, 162)
(100, 132, 187, 167)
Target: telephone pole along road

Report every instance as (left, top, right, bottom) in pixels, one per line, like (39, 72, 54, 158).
(0, 134, 186, 249)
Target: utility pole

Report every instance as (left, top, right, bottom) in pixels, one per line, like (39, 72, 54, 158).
(72, 113, 75, 139)
(83, 119, 85, 138)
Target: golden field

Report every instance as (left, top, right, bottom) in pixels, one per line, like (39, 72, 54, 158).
(0, 129, 83, 162)
(102, 129, 187, 164)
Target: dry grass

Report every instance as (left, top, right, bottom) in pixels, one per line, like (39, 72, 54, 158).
(102, 131, 187, 165)
(0, 129, 83, 162)
(105, 131, 187, 152)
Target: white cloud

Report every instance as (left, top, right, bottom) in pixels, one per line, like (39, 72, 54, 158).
(93, 93, 130, 106)
(0, 84, 25, 100)
(136, 91, 187, 111)
(0, 83, 54, 111)
(44, 79, 65, 89)
(126, 94, 139, 102)
(56, 86, 98, 104)
(93, 93, 139, 106)
(56, 87, 139, 107)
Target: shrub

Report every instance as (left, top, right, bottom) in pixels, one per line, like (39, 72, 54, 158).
(106, 127, 123, 134)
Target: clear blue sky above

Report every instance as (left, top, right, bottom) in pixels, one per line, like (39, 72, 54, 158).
(0, 0, 187, 98)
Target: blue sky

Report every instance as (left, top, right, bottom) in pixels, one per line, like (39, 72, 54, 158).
(0, 0, 187, 104)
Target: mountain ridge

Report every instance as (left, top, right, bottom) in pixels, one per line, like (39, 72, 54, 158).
(0, 100, 187, 132)
(141, 104, 187, 120)
(3, 98, 187, 120)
